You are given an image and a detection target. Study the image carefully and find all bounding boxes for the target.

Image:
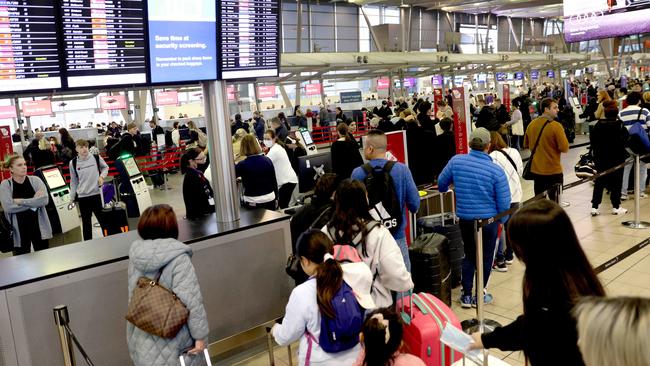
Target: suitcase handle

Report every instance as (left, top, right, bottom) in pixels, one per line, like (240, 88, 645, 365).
(398, 290, 414, 325)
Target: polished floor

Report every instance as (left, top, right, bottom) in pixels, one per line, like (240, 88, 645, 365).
(228, 135, 650, 366)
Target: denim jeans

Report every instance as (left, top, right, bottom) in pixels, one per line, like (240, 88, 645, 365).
(496, 203, 520, 263)
(621, 161, 648, 195)
(459, 220, 499, 296)
(395, 236, 411, 272)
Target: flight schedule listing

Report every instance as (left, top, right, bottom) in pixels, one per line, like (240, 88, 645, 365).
(220, 0, 279, 80)
(0, 0, 62, 93)
(62, 0, 147, 88)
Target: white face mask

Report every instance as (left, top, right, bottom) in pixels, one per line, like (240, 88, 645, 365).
(263, 139, 273, 148)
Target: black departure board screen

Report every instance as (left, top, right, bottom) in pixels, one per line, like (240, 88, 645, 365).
(61, 0, 147, 88)
(219, 0, 280, 80)
(0, 1, 62, 93)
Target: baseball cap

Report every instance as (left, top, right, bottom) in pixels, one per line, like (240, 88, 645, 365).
(470, 127, 491, 146)
(341, 262, 376, 309)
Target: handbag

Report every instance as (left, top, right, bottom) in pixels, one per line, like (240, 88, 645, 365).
(125, 265, 189, 338)
(523, 119, 551, 180)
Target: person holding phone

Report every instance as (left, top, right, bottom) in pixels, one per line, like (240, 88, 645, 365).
(0, 155, 52, 255)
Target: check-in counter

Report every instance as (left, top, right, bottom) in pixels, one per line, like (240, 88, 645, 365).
(0, 208, 292, 366)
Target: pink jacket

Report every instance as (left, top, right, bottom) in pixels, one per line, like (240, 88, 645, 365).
(353, 349, 426, 366)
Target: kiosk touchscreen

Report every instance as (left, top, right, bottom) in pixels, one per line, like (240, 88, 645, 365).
(298, 152, 332, 193)
(298, 128, 318, 156)
(37, 166, 80, 234)
(115, 156, 152, 217)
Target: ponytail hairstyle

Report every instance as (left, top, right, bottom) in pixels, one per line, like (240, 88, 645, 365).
(296, 229, 343, 319)
(329, 179, 374, 256)
(180, 147, 202, 174)
(361, 308, 404, 366)
(337, 122, 353, 143)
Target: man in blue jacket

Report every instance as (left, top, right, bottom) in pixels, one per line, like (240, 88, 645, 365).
(438, 127, 511, 308)
(352, 130, 420, 271)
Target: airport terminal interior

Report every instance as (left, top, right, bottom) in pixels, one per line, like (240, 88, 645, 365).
(0, 0, 649, 365)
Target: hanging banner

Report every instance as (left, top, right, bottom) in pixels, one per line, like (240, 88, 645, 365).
(0, 125, 13, 180)
(433, 88, 443, 115)
(0, 105, 17, 119)
(503, 84, 511, 113)
(377, 78, 390, 90)
(431, 75, 443, 88)
(100, 95, 127, 110)
(257, 85, 277, 99)
(155, 91, 179, 106)
(305, 83, 321, 96)
(451, 86, 471, 155)
(227, 86, 235, 101)
(21, 100, 52, 117)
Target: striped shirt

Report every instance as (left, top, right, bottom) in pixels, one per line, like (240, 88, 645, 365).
(618, 105, 650, 130)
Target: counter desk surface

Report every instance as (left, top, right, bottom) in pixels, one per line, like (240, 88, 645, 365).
(0, 208, 289, 291)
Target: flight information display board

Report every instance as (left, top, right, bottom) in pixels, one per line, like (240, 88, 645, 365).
(148, 0, 217, 83)
(61, 0, 147, 88)
(0, 1, 62, 92)
(219, 0, 280, 80)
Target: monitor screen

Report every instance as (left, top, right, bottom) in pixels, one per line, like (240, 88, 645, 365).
(219, 0, 280, 80)
(122, 156, 141, 177)
(300, 129, 314, 146)
(563, 0, 650, 43)
(42, 167, 66, 189)
(572, 97, 580, 106)
(147, 0, 218, 83)
(298, 152, 332, 193)
(0, 1, 62, 93)
(61, 0, 148, 88)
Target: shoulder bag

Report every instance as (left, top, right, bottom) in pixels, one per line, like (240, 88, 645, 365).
(522, 119, 551, 180)
(125, 264, 189, 338)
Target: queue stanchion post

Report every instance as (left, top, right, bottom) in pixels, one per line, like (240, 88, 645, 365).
(622, 153, 650, 229)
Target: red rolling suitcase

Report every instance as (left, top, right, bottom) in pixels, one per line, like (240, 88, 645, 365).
(398, 292, 462, 366)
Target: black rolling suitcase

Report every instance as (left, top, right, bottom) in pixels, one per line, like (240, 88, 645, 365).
(100, 202, 129, 236)
(408, 232, 452, 306)
(416, 190, 464, 289)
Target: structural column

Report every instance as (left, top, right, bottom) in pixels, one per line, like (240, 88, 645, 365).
(202, 81, 240, 223)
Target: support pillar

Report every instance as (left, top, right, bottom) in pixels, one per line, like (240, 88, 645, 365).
(201, 81, 240, 223)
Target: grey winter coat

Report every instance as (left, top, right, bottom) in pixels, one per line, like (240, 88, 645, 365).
(126, 238, 209, 366)
(0, 176, 52, 248)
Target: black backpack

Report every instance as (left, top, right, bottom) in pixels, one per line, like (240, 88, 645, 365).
(362, 161, 402, 235)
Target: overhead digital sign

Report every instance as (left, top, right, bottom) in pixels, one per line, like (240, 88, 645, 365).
(61, 0, 148, 88)
(148, 0, 217, 83)
(563, 0, 650, 43)
(0, 1, 62, 93)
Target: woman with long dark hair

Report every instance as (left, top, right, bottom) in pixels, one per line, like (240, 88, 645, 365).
(180, 148, 214, 220)
(58, 127, 77, 163)
(272, 230, 368, 365)
(323, 179, 412, 308)
(469, 200, 606, 366)
(331, 123, 363, 181)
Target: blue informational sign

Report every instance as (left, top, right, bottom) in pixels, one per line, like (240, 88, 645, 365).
(547, 70, 555, 78)
(148, 0, 218, 83)
(507, 73, 514, 80)
(496, 72, 507, 81)
(340, 91, 362, 104)
(531, 70, 539, 80)
(515, 72, 524, 80)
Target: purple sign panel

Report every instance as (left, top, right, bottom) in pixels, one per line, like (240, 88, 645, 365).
(495, 72, 507, 81)
(515, 72, 524, 80)
(531, 70, 539, 80)
(432, 75, 443, 87)
(563, 1, 650, 43)
(547, 70, 555, 78)
(404, 78, 417, 88)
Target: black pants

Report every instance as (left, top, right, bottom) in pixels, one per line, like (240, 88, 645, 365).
(78, 194, 103, 241)
(278, 183, 296, 209)
(242, 200, 277, 210)
(533, 173, 563, 202)
(14, 211, 49, 255)
(592, 169, 623, 209)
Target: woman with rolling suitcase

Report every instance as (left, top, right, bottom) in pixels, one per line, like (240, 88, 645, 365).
(468, 200, 605, 366)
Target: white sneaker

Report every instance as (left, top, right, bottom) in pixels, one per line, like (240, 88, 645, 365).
(641, 192, 647, 198)
(612, 207, 628, 215)
(621, 194, 628, 201)
(591, 208, 600, 216)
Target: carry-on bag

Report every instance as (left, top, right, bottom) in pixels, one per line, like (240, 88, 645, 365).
(398, 292, 462, 366)
(98, 187, 129, 236)
(409, 233, 452, 306)
(416, 190, 463, 288)
(179, 348, 212, 366)
(266, 326, 294, 366)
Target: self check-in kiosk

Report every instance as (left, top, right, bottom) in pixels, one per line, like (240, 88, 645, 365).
(114, 155, 152, 217)
(36, 165, 80, 234)
(298, 127, 318, 156)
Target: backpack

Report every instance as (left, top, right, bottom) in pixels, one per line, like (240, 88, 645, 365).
(328, 220, 380, 263)
(363, 162, 402, 234)
(309, 281, 364, 354)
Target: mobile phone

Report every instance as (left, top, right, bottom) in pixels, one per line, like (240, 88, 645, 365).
(179, 348, 212, 366)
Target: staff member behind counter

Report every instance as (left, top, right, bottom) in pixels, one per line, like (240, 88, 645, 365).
(180, 148, 215, 220)
(0, 155, 52, 255)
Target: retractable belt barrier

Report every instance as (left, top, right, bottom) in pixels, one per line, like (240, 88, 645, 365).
(310, 121, 369, 145)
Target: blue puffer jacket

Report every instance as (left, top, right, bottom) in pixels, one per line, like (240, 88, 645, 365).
(438, 150, 511, 221)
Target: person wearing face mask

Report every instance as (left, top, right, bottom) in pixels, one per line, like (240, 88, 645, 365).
(180, 148, 215, 220)
(263, 129, 298, 209)
(0, 155, 52, 255)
